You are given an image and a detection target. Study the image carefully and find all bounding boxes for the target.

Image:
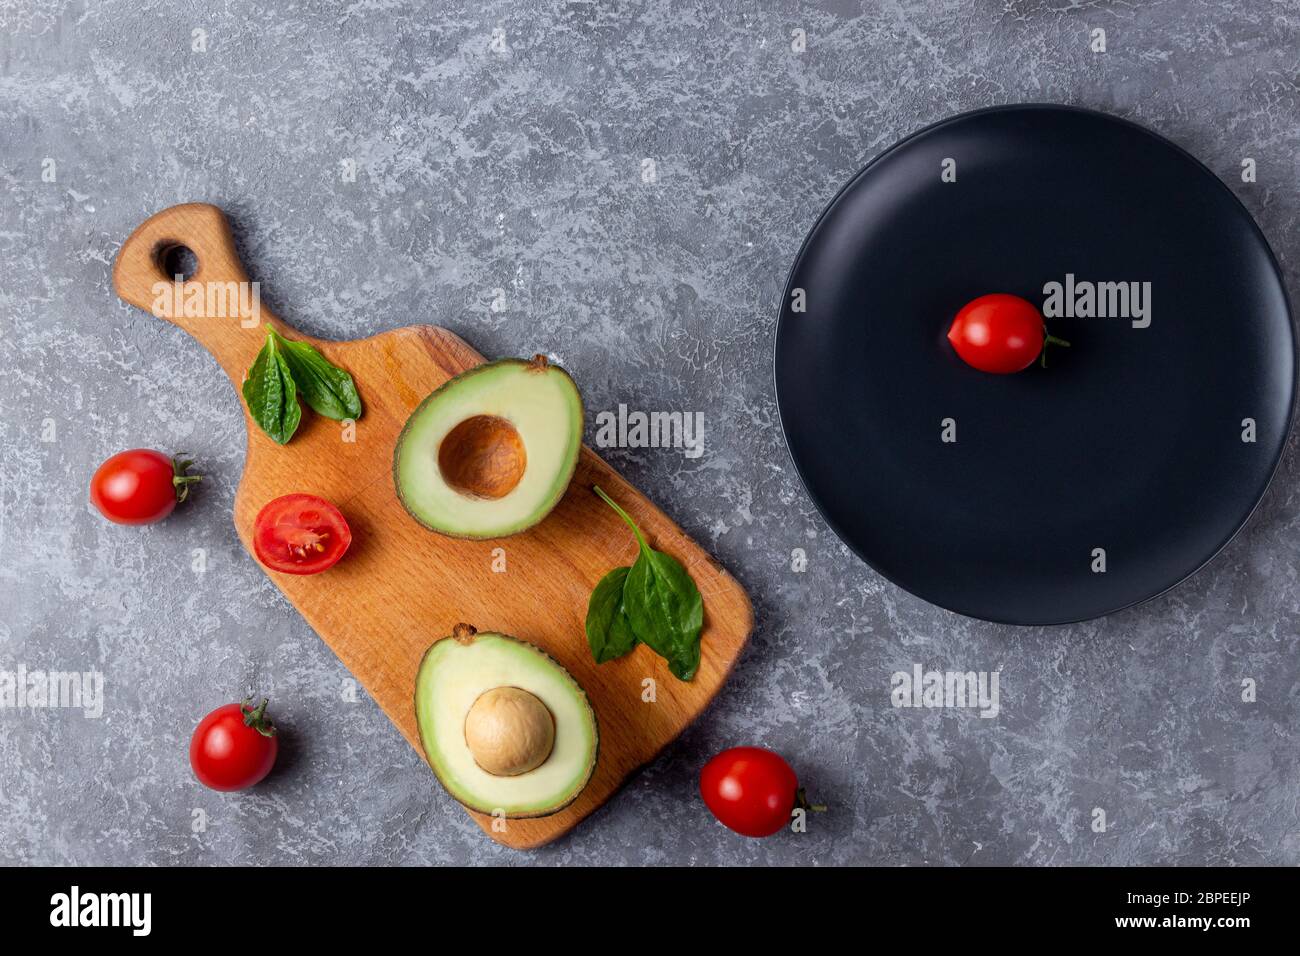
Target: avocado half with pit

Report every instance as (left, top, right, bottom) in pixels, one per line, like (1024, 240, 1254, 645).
(393, 355, 583, 539)
(415, 624, 598, 818)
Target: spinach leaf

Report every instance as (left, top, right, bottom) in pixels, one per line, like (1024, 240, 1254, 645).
(242, 332, 302, 445)
(592, 485, 704, 681)
(585, 566, 639, 663)
(270, 329, 362, 421)
(625, 548, 703, 681)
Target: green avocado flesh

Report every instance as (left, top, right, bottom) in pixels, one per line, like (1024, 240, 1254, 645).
(393, 357, 583, 539)
(415, 628, 599, 818)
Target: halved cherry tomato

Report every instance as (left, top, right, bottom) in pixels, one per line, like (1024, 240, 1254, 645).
(90, 449, 201, 525)
(253, 493, 351, 575)
(947, 293, 1068, 374)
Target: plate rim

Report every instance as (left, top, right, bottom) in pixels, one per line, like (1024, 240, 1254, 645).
(772, 102, 1298, 626)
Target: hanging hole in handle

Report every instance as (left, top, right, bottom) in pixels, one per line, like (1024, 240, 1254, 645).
(159, 244, 199, 282)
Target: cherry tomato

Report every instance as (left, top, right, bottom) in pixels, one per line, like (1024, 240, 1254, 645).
(947, 293, 1068, 374)
(189, 698, 279, 792)
(700, 746, 816, 838)
(90, 449, 200, 525)
(253, 493, 351, 575)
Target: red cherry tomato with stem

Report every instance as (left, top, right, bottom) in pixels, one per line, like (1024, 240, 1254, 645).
(700, 746, 825, 838)
(947, 293, 1070, 374)
(90, 449, 201, 525)
(253, 493, 351, 575)
(189, 698, 279, 792)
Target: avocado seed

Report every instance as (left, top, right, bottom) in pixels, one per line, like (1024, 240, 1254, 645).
(438, 415, 527, 500)
(464, 686, 555, 776)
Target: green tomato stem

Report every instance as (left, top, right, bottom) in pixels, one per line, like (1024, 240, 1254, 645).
(1040, 331, 1071, 368)
(170, 455, 202, 504)
(795, 787, 828, 813)
(241, 697, 277, 738)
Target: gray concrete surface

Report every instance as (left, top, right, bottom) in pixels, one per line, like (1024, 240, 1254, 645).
(2, 0, 1298, 866)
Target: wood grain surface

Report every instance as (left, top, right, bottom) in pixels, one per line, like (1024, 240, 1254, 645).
(111, 203, 754, 849)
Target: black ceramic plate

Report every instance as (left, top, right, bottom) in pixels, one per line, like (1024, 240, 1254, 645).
(775, 105, 1294, 625)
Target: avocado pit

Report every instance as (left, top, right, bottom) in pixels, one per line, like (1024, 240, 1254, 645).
(437, 415, 526, 500)
(463, 685, 556, 776)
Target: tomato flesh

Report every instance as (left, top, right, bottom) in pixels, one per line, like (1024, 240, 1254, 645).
(947, 293, 1045, 374)
(90, 449, 183, 525)
(253, 493, 351, 575)
(700, 746, 800, 838)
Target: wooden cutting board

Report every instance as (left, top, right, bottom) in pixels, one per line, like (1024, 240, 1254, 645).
(111, 204, 753, 849)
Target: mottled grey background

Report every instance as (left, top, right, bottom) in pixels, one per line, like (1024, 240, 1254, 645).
(2, 0, 1298, 866)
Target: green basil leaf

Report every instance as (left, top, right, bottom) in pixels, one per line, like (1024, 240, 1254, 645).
(242, 333, 302, 445)
(585, 566, 639, 663)
(593, 486, 704, 682)
(271, 330, 362, 421)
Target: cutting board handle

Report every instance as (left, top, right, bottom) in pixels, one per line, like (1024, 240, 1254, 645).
(112, 203, 297, 383)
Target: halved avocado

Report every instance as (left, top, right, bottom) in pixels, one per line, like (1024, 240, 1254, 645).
(414, 624, 598, 818)
(393, 355, 583, 539)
